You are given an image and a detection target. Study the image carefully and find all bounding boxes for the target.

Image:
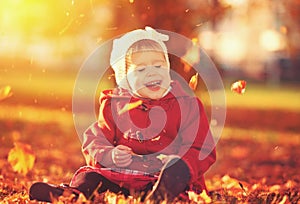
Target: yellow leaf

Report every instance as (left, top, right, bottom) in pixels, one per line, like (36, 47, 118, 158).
(199, 190, 212, 203)
(75, 193, 88, 203)
(0, 85, 13, 101)
(117, 194, 127, 204)
(278, 195, 288, 204)
(7, 142, 35, 175)
(188, 190, 212, 203)
(118, 100, 143, 115)
(189, 73, 199, 91)
(105, 191, 117, 203)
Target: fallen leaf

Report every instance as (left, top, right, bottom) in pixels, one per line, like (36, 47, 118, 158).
(284, 180, 296, 189)
(221, 175, 243, 189)
(278, 195, 288, 204)
(118, 100, 143, 115)
(0, 85, 13, 101)
(7, 142, 35, 175)
(231, 80, 247, 94)
(189, 73, 199, 91)
(200, 190, 212, 203)
(269, 184, 281, 193)
(188, 190, 212, 203)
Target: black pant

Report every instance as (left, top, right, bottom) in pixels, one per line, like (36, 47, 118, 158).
(72, 171, 153, 200)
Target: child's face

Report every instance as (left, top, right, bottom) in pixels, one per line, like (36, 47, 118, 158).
(126, 50, 171, 99)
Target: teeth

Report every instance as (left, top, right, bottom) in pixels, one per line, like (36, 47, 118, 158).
(146, 81, 161, 86)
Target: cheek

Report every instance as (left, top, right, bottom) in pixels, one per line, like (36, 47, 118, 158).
(127, 72, 145, 88)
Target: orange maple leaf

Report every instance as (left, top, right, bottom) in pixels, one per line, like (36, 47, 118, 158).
(7, 142, 35, 175)
(189, 73, 199, 91)
(231, 80, 247, 94)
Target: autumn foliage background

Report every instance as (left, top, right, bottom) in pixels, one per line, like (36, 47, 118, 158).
(1, 0, 300, 203)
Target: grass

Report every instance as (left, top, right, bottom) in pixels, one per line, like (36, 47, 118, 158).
(1, 67, 300, 110)
(225, 82, 300, 111)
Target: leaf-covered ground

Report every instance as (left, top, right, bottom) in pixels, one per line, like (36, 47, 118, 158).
(1, 106, 299, 203)
(0, 73, 299, 203)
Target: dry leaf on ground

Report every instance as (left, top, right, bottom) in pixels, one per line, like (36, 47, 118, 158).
(7, 142, 35, 176)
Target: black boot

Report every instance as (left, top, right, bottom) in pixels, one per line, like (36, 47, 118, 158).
(145, 157, 191, 203)
(29, 182, 79, 202)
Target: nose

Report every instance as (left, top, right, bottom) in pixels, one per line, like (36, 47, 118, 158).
(145, 66, 159, 77)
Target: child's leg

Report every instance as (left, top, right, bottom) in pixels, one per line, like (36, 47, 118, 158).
(145, 157, 191, 203)
(29, 172, 130, 202)
(71, 171, 130, 199)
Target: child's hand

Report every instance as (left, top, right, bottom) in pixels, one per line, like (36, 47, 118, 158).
(112, 145, 132, 167)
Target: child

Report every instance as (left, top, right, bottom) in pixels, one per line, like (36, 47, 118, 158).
(29, 27, 216, 203)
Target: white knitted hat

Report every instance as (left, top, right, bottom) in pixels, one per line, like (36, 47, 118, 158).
(110, 26, 170, 90)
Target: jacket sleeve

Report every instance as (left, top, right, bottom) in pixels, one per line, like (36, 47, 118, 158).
(81, 97, 116, 167)
(178, 97, 216, 183)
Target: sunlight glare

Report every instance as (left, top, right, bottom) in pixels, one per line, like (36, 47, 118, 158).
(259, 29, 286, 52)
(216, 33, 246, 63)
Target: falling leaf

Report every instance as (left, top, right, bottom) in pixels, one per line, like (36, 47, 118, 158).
(189, 73, 199, 91)
(0, 85, 13, 101)
(118, 100, 142, 115)
(7, 142, 35, 175)
(231, 80, 247, 94)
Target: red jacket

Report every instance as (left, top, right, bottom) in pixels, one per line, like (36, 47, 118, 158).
(81, 81, 216, 192)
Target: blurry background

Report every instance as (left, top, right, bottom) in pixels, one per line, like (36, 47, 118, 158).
(1, 0, 300, 80)
(0, 0, 300, 201)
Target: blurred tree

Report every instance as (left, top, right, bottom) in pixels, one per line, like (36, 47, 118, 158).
(265, 0, 300, 81)
(105, 0, 228, 38)
(283, 0, 300, 80)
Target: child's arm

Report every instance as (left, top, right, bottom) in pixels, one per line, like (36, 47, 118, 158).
(178, 98, 216, 183)
(81, 97, 118, 167)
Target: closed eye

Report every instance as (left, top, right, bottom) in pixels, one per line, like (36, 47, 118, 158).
(154, 65, 161, 68)
(137, 67, 146, 72)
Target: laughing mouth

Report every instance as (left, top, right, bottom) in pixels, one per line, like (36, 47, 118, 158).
(145, 80, 162, 88)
